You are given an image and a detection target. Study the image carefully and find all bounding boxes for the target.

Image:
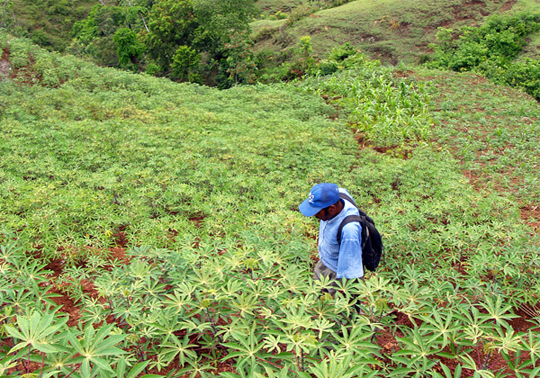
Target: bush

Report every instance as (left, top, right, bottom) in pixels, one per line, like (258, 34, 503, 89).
(417, 54, 432, 64)
(426, 12, 540, 100)
(317, 59, 339, 75)
(9, 39, 31, 69)
(42, 69, 61, 87)
(0, 30, 7, 49)
(145, 62, 161, 76)
(328, 0, 354, 7)
(285, 5, 317, 27)
(328, 42, 358, 62)
(500, 58, 540, 100)
(428, 12, 540, 71)
(320, 43, 380, 74)
(341, 52, 380, 69)
(274, 10, 288, 20)
(254, 49, 277, 70)
(253, 26, 277, 42)
(308, 0, 353, 9)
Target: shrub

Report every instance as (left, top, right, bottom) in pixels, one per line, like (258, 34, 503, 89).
(42, 69, 61, 87)
(254, 48, 277, 70)
(252, 26, 277, 42)
(417, 54, 432, 64)
(274, 10, 288, 20)
(9, 39, 31, 69)
(308, 0, 353, 9)
(285, 5, 317, 27)
(426, 12, 540, 100)
(145, 62, 161, 76)
(328, 42, 358, 62)
(0, 30, 8, 49)
(428, 12, 540, 71)
(328, 0, 354, 6)
(317, 59, 339, 75)
(500, 58, 540, 100)
(273, 30, 295, 47)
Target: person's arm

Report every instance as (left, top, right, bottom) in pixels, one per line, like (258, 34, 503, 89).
(336, 222, 364, 279)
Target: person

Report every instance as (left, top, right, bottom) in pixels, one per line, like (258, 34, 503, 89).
(299, 183, 363, 297)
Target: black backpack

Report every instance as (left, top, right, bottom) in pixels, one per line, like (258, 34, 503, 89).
(336, 193, 384, 272)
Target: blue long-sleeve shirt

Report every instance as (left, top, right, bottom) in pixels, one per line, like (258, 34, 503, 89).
(318, 188, 364, 279)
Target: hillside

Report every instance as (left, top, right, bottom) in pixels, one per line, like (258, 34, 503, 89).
(7, 0, 96, 51)
(5, 0, 540, 68)
(251, 0, 540, 64)
(1, 31, 540, 377)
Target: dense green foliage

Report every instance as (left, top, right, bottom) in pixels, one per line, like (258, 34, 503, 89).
(7, 0, 540, 89)
(4, 0, 96, 51)
(255, 40, 381, 83)
(70, 3, 142, 67)
(68, 0, 259, 87)
(427, 12, 540, 100)
(429, 13, 540, 71)
(1, 33, 540, 377)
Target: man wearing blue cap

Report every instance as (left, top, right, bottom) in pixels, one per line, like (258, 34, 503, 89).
(299, 183, 363, 296)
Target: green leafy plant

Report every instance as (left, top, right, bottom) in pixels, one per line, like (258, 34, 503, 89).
(1, 34, 540, 377)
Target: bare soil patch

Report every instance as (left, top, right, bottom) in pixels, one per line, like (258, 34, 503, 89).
(521, 205, 540, 233)
(0, 48, 10, 81)
(500, 0, 517, 12)
(40, 247, 128, 326)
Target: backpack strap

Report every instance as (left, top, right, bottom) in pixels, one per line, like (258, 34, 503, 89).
(339, 192, 368, 217)
(339, 192, 355, 206)
(337, 193, 362, 245)
(336, 215, 362, 245)
(338, 192, 385, 272)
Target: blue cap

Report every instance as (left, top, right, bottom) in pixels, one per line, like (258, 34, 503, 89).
(299, 183, 339, 217)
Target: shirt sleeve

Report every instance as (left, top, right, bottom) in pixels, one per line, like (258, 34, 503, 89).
(336, 222, 364, 279)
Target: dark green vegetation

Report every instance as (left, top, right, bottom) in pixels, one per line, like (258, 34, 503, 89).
(2, 0, 96, 51)
(1, 28, 540, 377)
(67, 0, 259, 88)
(427, 12, 540, 101)
(5, 0, 540, 88)
(2, 0, 259, 87)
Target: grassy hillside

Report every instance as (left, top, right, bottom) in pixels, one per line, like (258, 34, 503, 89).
(6, 0, 540, 66)
(8, 0, 97, 51)
(255, 0, 305, 13)
(252, 0, 540, 64)
(1, 33, 540, 377)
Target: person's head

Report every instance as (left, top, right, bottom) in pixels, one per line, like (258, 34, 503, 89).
(299, 183, 342, 221)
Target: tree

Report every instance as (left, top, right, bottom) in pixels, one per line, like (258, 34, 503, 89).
(145, 0, 197, 71)
(223, 32, 256, 86)
(171, 45, 200, 82)
(192, 0, 258, 56)
(71, 4, 140, 67)
(113, 27, 146, 68)
(118, 0, 152, 32)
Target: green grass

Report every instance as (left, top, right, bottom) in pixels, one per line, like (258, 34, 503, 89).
(251, 18, 287, 29)
(255, 0, 305, 14)
(517, 31, 540, 61)
(252, 0, 535, 64)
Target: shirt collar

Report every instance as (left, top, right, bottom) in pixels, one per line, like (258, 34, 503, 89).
(324, 199, 351, 225)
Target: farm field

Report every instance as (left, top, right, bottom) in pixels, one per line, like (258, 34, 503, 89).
(1, 31, 540, 378)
